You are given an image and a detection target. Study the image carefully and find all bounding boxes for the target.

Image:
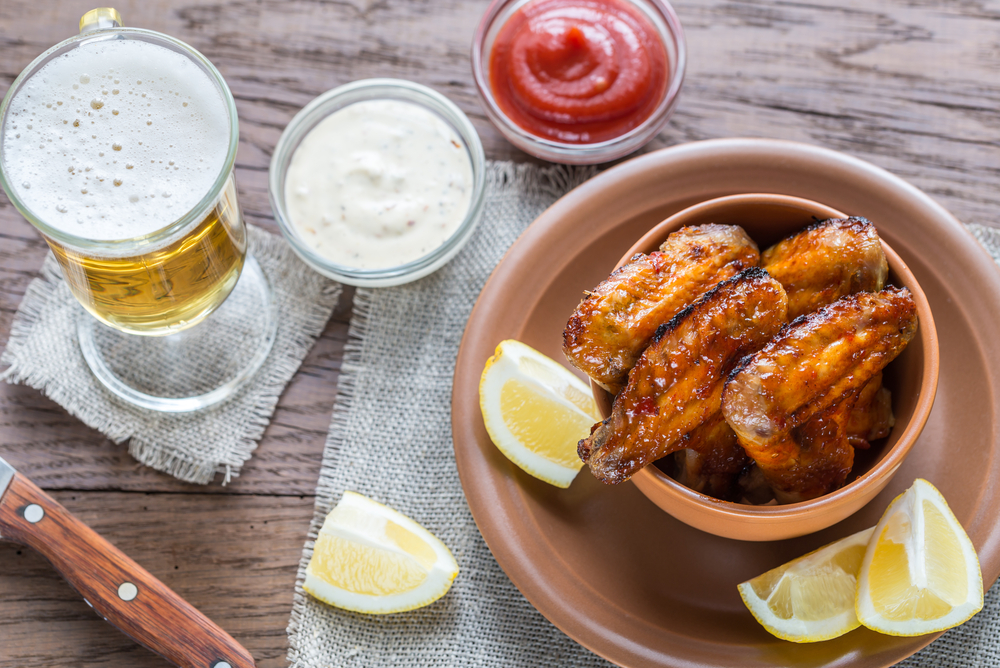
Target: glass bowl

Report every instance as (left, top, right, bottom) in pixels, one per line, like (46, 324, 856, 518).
(471, 0, 686, 165)
(269, 78, 487, 287)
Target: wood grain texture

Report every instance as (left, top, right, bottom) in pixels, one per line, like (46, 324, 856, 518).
(0, 0, 998, 666)
(0, 491, 311, 668)
(0, 475, 256, 668)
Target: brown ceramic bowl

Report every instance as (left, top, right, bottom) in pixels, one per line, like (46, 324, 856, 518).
(591, 193, 940, 541)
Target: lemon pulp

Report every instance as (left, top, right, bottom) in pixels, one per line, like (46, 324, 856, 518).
(738, 527, 873, 642)
(500, 378, 596, 468)
(856, 479, 983, 636)
(303, 491, 459, 614)
(479, 340, 600, 487)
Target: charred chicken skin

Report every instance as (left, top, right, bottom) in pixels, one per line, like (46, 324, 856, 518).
(762, 217, 888, 320)
(563, 224, 759, 394)
(579, 268, 788, 485)
(722, 288, 917, 501)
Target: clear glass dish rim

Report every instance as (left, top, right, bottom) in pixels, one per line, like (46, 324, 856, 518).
(470, 0, 688, 164)
(0, 27, 240, 253)
(268, 78, 487, 286)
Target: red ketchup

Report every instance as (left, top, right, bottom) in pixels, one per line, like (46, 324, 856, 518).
(489, 0, 669, 144)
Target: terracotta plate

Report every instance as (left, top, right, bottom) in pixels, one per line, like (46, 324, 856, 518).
(452, 138, 1000, 668)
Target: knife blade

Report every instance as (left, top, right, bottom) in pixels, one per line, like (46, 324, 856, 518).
(0, 454, 255, 668)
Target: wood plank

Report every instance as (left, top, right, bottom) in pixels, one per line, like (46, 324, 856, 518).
(652, 1, 1000, 226)
(0, 0, 998, 666)
(0, 491, 314, 668)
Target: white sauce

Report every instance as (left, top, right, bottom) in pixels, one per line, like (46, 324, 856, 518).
(284, 99, 473, 269)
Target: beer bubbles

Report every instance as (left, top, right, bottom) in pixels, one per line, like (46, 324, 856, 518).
(1, 39, 230, 241)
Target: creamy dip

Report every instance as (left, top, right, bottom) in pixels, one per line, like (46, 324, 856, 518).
(284, 99, 473, 269)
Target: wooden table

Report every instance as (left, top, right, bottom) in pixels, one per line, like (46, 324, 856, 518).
(1, 1, 997, 666)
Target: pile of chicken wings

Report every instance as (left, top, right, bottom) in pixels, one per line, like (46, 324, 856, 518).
(563, 219, 917, 503)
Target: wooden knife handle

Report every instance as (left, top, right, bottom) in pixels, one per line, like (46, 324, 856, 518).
(0, 473, 255, 668)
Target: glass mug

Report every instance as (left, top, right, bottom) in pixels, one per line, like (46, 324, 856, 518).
(49, 175, 246, 336)
(0, 9, 276, 411)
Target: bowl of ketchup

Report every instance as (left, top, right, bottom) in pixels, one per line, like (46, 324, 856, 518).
(472, 0, 685, 164)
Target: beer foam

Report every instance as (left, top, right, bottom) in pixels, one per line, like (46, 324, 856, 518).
(2, 38, 231, 241)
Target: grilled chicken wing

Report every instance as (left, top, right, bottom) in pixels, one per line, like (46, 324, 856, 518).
(669, 414, 748, 500)
(563, 224, 759, 394)
(756, 394, 859, 502)
(671, 374, 893, 502)
(722, 288, 917, 501)
(676, 375, 893, 502)
(762, 217, 888, 319)
(579, 268, 787, 484)
(847, 372, 894, 448)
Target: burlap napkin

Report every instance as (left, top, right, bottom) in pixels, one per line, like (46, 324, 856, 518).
(285, 158, 1000, 666)
(286, 161, 608, 667)
(0, 225, 340, 484)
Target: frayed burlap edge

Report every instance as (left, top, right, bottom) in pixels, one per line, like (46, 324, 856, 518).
(1, 225, 341, 484)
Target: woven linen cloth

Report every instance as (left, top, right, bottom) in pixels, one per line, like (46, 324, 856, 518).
(286, 161, 608, 668)
(286, 160, 1000, 666)
(0, 225, 340, 484)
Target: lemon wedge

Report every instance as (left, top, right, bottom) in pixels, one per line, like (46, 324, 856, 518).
(303, 491, 459, 614)
(738, 527, 874, 642)
(479, 339, 601, 488)
(856, 478, 983, 636)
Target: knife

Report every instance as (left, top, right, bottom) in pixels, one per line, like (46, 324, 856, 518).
(0, 454, 255, 668)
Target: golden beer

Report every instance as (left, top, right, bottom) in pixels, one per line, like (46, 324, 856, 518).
(2, 32, 247, 337)
(47, 176, 246, 336)
(0, 10, 274, 410)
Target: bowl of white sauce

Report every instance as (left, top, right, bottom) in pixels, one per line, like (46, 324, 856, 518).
(269, 78, 486, 286)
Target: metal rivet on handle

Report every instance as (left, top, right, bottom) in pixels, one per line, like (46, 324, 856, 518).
(23, 504, 44, 523)
(212, 662, 232, 668)
(117, 582, 138, 602)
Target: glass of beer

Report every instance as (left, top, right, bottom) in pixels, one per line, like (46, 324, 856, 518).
(0, 9, 277, 412)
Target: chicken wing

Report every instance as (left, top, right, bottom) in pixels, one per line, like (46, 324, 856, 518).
(762, 217, 888, 319)
(753, 393, 859, 503)
(672, 375, 890, 502)
(847, 372, 894, 448)
(669, 413, 748, 500)
(722, 288, 917, 501)
(563, 224, 759, 394)
(579, 267, 787, 484)
(670, 378, 891, 502)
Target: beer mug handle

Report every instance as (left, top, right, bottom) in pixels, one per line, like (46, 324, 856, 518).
(79, 7, 123, 33)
